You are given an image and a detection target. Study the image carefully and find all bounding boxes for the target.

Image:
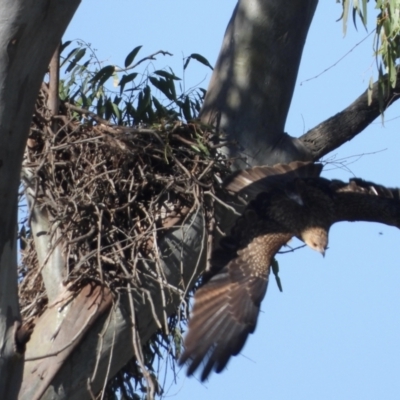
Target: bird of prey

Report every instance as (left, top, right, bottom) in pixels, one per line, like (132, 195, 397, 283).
(179, 161, 400, 381)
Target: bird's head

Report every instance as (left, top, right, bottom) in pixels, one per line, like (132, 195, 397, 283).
(301, 227, 328, 257)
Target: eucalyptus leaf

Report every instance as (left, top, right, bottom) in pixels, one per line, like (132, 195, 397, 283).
(185, 53, 213, 70)
(124, 45, 142, 68)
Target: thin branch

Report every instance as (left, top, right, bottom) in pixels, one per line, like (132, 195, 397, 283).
(89, 304, 114, 384)
(299, 32, 373, 85)
(64, 102, 112, 126)
(100, 311, 117, 400)
(277, 243, 306, 254)
(204, 191, 241, 216)
(48, 44, 60, 121)
(300, 70, 400, 160)
(127, 282, 156, 399)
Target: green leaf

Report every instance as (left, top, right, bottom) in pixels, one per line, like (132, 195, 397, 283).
(113, 95, 122, 105)
(65, 48, 86, 73)
(149, 76, 175, 100)
(152, 96, 167, 117)
(80, 92, 92, 108)
(195, 131, 210, 154)
(104, 99, 114, 120)
(183, 57, 191, 70)
(124, 45, 142, 68)
(181, 96, 192, 121)
(185, 53, 213, 70)
(59, 80, 69, 101)
(118, 72, 138, 94)
(342, 0, 350, 36)
(367, 76, 374, 106)
(167, 76, 176, 100)
(136, 85, 152, 117)
(61, 47, 79, 67)
(90, 65, 115, 86)
(96, 96, 104, 118)
(60, 40, 72, 53)
(126, 102, 137, 119)
(362, 0, 367, 27)
(111, 102, 121, 121)
(154, 70, 181, 80)
(271, 258, 283, 292)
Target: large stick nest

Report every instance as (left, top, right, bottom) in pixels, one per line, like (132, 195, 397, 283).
(19, 88, 230, 328)
(18, 86, 233, 397)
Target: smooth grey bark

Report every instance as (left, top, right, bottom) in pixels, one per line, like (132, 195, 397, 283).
(0, 1, 80, 399)
(22, 168, 66, 303)
(201, 0, 319, 168)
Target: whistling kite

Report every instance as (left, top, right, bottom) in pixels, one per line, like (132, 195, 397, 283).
(179, 161, 400, 381)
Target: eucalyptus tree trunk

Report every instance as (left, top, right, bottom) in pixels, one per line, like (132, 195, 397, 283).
(0, 2, 80, 399)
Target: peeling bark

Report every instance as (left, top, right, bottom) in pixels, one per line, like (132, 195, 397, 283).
(20, 211, 205, 400)
(20, 286, 112, 400)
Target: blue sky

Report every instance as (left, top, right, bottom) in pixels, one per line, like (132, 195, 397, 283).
(65, 2, 400, 399)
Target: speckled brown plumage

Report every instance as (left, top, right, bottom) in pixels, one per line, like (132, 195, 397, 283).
(179, 161, 400, 381)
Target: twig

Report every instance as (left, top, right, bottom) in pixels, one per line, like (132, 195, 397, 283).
(114, 50, 173, 73)
(278, 243, 306, 254)
(127, 282, 156, 399)
(64, 102, 113, 126)
(204, 190, 241, 216)
(100, 309, 117, 400)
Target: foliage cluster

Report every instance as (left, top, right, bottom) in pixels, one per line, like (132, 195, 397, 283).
(59, 41, 213, 125)
(341, 0, 400, 93)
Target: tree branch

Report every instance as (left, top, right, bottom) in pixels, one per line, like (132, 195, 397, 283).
(200, 0, 318, 168)
(48, 44, 60, 119)
(300, 70, 400, 160)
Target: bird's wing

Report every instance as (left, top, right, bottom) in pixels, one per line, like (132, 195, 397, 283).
(179, 230, 291, 381)
(181, 171, 400, 381)
(224, 161, 323, 200)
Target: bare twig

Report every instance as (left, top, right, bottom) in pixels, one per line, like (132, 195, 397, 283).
(204, 190, 241, 216)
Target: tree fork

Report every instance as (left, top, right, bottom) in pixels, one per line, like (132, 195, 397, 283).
(300, 70, 400, 159)
(200, 0, 319, 168)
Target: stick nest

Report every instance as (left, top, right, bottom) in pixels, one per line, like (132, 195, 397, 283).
(19, 89, 230, 326)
